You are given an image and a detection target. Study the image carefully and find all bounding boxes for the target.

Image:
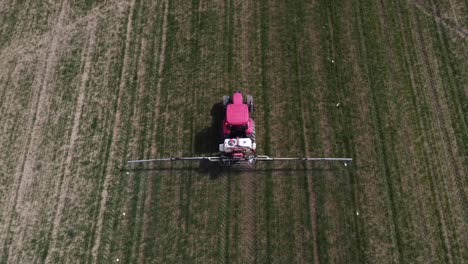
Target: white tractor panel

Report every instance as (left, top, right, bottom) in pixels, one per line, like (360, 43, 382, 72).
(220, 138, 254, 153)
(237, 138, 252, 148)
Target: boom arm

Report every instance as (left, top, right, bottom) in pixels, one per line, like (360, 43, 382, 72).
(127, 155, 352, 166)
(254, 155, 352, 162)
(127, 156, 221, 164)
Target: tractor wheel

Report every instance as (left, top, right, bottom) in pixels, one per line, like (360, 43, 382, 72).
(249, 121, 256, 142)
(246, 95, 254, 112)
(223, 95, 230, 109)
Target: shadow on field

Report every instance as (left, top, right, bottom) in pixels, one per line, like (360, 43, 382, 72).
(124, 162, 336, 180)
(194, 102, 224, 154)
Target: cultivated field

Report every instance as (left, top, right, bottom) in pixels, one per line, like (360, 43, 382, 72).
(0, 0, 466, 263)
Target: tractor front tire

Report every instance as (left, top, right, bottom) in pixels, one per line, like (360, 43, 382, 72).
(246, 95, 254, 112)
(223, 95, 230, 109)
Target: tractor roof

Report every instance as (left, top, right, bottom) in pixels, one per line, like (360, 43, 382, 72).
(226, 104, 249, 125)
(232, 92, 243, 104)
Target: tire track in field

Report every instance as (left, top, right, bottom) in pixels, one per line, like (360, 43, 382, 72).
(217, 0, 234, 262)
(411, 8, 461, 263)
(444, 0, 461, 27)
(377, 1, 425, 261)
(0, 62, 17, 125)
(307, 174, 320, 264)
(239, 170, 256, 264)
(43, 16, 97, 263)
(217, 174, 229, 264)
(0, 65, 13, 110)
(289, 9, 321, 264)
(338, 1, 369, 261)
(376, 2, 418, 261)
(239, 0, 253, 89)
(428, 1, 467, 257)
(90, 0, 142, 260)
(237, 0, 256, 262)
(90, 0, 136, 261)
(123, 1, 158, 263)
(354, 0, 404, 262)
(312, 3, 352, 263)
(379, 1, 453, 261)
(0, 1, 69, 261)
(258, 1, 273, 262)
(425, 0, 468, 212)
(285, 11, 321, 264)
(397, 0, 434, 253)
(396, 2, 452, 260)
(136, 0, 169, 262)
(110, 1, 150, 261)
(396, 1, 464, 261)
(263, 1, 300, 261)
(342, 10, 371, 263)
(410, 0, 467, 39)
(316, 1, 362, 261)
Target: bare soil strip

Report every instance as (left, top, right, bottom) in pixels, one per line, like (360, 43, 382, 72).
(0, 1, 69, 261)
(90, 0, 136, 261)
(0, 1, 128, 64)
(44, 16, 97, 264)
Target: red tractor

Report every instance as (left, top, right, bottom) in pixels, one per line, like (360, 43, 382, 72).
(219, 91, 256, 160)
(128, 90, 352, 167)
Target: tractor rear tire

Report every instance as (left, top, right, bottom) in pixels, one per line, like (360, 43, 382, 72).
(249, 121, 255, 142)
(223, 95, 230, 109)
(246, 95, 254, 112)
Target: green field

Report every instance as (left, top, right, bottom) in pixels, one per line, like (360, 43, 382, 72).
(0, 0, 466, 263)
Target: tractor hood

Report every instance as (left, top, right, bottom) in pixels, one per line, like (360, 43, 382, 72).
(226, 104, 249, 125)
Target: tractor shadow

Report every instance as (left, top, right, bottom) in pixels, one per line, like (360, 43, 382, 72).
(125, 162, 334, 180)
(193, 102, 224, 154)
